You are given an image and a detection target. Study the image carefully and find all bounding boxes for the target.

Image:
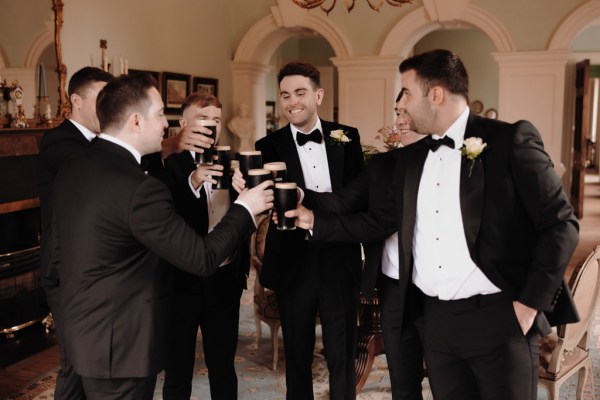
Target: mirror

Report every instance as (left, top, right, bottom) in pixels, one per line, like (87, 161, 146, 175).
(53, 0, 69, 119)
(0, 0, 68, 124)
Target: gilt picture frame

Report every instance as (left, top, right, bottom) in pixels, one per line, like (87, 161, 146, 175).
(192, 77, 218, 98)
(162, 72, 190, 114)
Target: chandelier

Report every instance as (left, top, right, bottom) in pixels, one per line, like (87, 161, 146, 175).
(291, 0, 412, 15)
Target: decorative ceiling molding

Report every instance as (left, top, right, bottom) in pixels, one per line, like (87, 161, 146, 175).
(233, 1, 352, 64)
(548, 0, 600, 50)
(379, 4, 515, 57)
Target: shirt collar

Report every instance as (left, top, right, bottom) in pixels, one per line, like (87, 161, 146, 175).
(70, 119, 97, 142)
(433, 106, 470, 149)
(290, 118, 323, 141)
(98, 133, 142, 164)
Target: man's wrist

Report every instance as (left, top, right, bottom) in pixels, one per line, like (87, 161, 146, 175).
(234, 200, 257, 228)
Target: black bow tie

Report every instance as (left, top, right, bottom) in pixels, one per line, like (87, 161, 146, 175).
(424, 135, 455, 152)
(296, 129, 322, 146)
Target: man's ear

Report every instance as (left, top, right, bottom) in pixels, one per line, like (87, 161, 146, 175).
(315, 88, 324, 106)
(178, 117, 186, 129)
(126, 112, 142, 133)
(430, 86, 445, 105)
(70, 93, 82, 110)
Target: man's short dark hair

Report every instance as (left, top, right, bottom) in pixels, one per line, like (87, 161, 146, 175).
(277, 62, 320, 89)
(67, 67, 113, 99)
(181, 91, 222, 114)
(96, 73, 158, 133)
(399, 49, 469, 101)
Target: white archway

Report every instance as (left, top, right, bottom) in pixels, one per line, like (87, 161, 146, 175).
(548, 0, 600, 50)
(379, 4, 515, 57)
(547, 0, 600, 193)
(24, 29, 54, 68)
(231, 1, 353, 150)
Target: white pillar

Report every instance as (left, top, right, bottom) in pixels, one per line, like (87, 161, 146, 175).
(230, 61, 272, 153)
(331, 56, 404, 147)
(493, 50, 570, 173)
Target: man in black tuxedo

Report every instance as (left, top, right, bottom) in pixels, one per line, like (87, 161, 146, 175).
(254, 62, 364, 400)
(52, 73, 273, 400)
(292, 50, 579, 400)
(301, 91, 425, 400)
(161, 92, 247, 400)
(38, 66, 113, 400)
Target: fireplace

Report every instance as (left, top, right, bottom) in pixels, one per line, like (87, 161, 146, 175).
(0, 129, 48, 337)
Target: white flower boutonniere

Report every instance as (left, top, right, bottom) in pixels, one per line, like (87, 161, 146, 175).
(461, 137, 487, 177)
(328, 129, 351, 146)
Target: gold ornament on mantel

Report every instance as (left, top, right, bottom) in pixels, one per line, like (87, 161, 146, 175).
(291, 0, 411, 14)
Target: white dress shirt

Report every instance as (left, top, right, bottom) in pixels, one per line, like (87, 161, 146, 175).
(70, 119, 97, 142)
(291, 119, 332, 193)
(412, 107, 500, 300)
(98, 133, 141, 164)
(381, 233, 400, 279)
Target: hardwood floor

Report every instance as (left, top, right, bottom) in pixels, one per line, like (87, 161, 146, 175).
(1, 174, 599, 399)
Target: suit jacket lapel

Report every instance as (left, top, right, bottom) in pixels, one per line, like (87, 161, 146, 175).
(460, 114, 486, 263)
(322, 121, 344, 190)
(276, 125, 305, 188)
(64, 119, 93, 146)
(397, 142, 429, 275)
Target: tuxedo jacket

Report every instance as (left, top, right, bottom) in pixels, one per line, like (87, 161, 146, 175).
(314, 113, 580, 331)
(52, 139, 255, 379)
(38, 119, 92, 284)
(255, 120, 364, 291)
(162, 151, 250, 304)
(304, 149, 402, 300)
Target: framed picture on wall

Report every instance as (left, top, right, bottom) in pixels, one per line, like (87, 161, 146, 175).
(128, 69, 161, 90)
(192, 77, 218, 97)
(164, 118, 181, 139)
(162, 72, 190, 113)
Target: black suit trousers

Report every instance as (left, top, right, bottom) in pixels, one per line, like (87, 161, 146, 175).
(81, 375, 156, 400)
(422, 292, 540, 400)
(378, 276, 424, 400)
(162, 265, 243, 400)
(45, 285, 86, 400)
(276, 247, 358, 400)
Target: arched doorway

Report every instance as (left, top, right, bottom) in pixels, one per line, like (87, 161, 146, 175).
(231, 0, 352, 152)
(548, 0, 600, 219)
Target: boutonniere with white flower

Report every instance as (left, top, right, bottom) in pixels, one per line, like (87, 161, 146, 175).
(461, 137, 487, 177)
(328, 129, 351, 146)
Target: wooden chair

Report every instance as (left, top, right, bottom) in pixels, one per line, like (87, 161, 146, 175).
(249, 214, 281, 370)
(538, 245, 600, 400)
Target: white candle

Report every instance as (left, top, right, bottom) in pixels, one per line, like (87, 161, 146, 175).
(120, 57, 124, 75)
(41, 63, 47, 97)
(37, 64, 42, 97)
(124, 58, 128, 75)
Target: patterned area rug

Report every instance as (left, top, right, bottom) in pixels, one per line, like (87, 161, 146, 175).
(9, 268, 600, 400)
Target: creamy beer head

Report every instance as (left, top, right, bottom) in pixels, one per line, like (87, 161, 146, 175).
(275, 182, 296, 189)
(264, 162, 286, 172)
(248, 168, 270, 176)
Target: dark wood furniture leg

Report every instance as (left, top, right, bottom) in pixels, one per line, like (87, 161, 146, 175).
(355, 290, 385, 394)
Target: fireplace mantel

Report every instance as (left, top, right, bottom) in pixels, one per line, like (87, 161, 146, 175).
(0, 127, 46, 214)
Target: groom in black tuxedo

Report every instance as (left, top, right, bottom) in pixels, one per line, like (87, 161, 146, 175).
(255, 61, 363, 400)
(292, 50, 579, 400)
(52, 73, 273, 399)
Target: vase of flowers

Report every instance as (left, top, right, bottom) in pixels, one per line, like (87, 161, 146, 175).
(362, 125, 404, 163)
